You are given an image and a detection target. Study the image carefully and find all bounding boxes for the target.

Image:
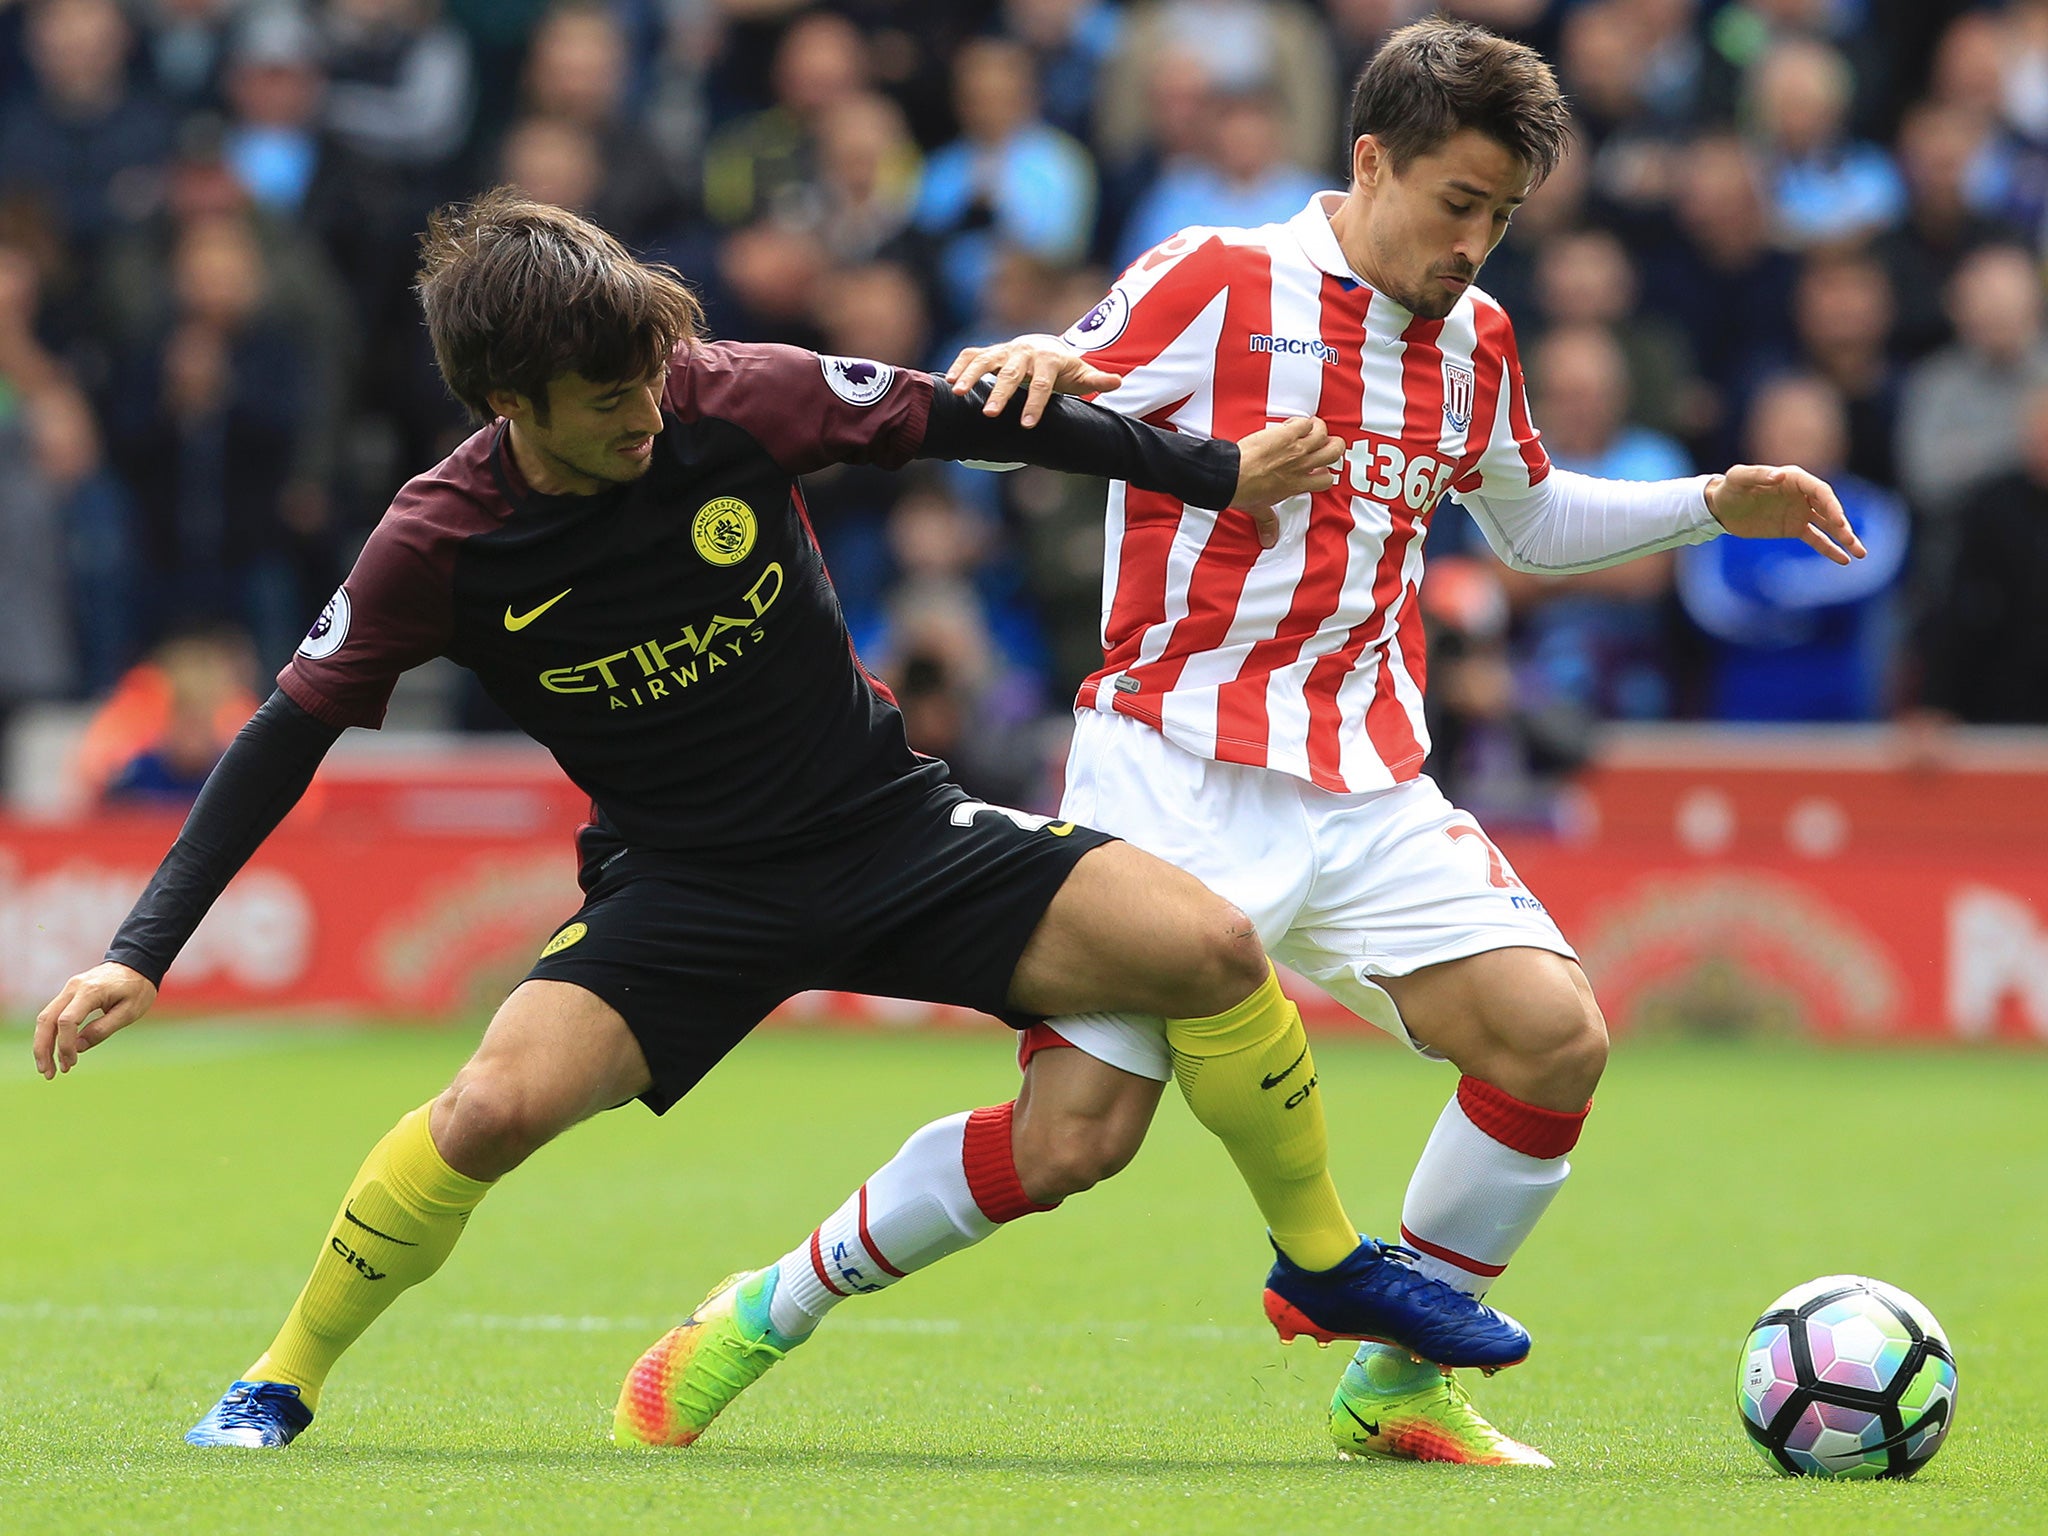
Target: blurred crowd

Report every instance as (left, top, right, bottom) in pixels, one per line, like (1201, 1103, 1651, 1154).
(3, 0, 2048, 819)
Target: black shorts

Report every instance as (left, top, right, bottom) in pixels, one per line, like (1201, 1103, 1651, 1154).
(524, 782, 1116, 1112)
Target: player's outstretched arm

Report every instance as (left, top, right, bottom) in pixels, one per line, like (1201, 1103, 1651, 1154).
(31, 690, 343, 1080)
(923, 374, 1339, 522)
(1704, 463, 1866, 564)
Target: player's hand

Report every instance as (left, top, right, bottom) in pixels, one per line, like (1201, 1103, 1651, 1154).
(943, 334, 1122, 428)
(33, 962, 157, 1080)
(1705, 464, 1866, 564)
(1229, 416, 1343, 547)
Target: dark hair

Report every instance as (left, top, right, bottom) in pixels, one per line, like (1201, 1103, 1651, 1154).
(415, 188, 704, 422)
(1348, 17, 1571, 184)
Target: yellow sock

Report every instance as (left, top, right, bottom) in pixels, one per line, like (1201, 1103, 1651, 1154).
(1168, 964, 1357, 1271)
(246, 1103, 493, 1408)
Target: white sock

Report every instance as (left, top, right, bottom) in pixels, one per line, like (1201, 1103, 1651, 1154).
(768, 1103, 1052, 1338)
(1397, 1076, 1588, 1298)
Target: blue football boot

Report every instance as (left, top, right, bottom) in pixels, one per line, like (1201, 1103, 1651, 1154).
(184, 1380, 314, 1448)
(1263, 1236, 1531, 1372)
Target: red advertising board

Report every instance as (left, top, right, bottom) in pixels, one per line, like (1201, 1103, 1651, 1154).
(4, 729, 2044, 1041)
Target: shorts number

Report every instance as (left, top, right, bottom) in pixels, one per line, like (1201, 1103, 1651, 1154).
(1445, 823, 1522, 890)
(950, 801, 1075, 836)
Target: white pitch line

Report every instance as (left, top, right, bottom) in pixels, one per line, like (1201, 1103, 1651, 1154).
(0, 1300, 1279, 1342)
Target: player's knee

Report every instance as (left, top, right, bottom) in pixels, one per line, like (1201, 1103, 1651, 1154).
(1508, 990, 1608, 1105)
(1167, 901, 1268, 1018)
(434, 1071, 565, 1177)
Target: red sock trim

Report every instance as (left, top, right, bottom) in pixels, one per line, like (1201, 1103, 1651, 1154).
(1456, 1076, 1589, 1160)
(807, 1227, 848, 1297)
(1400, 1224, 1507, 1278)
(961, 1102, 1058, 1223)
(855, 1183, 906, 1278)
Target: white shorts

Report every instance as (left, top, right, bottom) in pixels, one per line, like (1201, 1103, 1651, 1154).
(1045, 709, 1577, 1082)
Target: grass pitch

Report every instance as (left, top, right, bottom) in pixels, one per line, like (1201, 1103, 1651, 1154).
(2, 1020, 2043, 1534)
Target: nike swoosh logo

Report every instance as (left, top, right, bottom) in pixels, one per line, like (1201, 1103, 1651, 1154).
(1261, 1043, 1309, 1090)
(344, 1204, 420, 1247)
(1339, 1401, 1380, 1438)
(504, 589, 573, 631)
(1857, 1403, 1949, 1458)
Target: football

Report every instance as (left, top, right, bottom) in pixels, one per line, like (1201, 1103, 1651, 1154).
(1737, 1275, 1958, 1479)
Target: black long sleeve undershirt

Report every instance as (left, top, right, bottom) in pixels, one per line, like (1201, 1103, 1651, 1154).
(923, 380, 1240, 510)
(105, 690, 343, 986)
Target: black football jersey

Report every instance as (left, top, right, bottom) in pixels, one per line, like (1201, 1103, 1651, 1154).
(281, 343, 948, 854)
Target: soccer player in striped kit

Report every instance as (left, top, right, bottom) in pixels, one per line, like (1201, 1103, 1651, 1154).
(940, 17, 1867, 1464)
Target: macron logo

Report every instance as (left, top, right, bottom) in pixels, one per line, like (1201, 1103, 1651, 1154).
(1249, 333, 1338, 364)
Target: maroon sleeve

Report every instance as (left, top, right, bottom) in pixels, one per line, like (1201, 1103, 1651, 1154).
(278, 485, 462, 729)
(667, 341, 934, 474)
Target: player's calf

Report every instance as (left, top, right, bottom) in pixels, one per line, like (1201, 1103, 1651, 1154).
(1011, 1045, 1161, 1204)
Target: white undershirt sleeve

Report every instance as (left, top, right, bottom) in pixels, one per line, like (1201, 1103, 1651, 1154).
(1456, 467, 1724, 575)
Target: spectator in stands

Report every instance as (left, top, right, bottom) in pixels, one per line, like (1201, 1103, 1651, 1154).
(1532, 226, 1701, 442)
(1919, 10, 2048, 239)
(97, 132, 357, 515)
(0, 243, 132, 702)
(916, 36, 1095, 329)
(1897, 244, 2048, 534)
(1747, 37, 1904, 249)
(36, 379, 137, 696)
(1917, 379, 2048, 724)
(321, 0, 476, 181)
(0, 0, 174, 256)
(1791, 250, 1899, 490)
(1877, 100, 2030, 362)
(1419, 553, 1593, 832)
(702, 11, 869, 230)
(139, 0, 237, 115)
(1677, 373, 1909, 721)
(710, 219, 829, 349)
(1643, 134, 1798, 451)
(1113, 88, 1322, 267)
(1699, 0, 1887, 131)
(1095, 0, 1336, 177)
(875, 485, 1050, 809)
(1004, 0, 1124, 146)
(809, 91, 923, 266)
(1495, 324, 1691, 721)
(499, 113, 602, 215)
(220, 7, 331, 220)
(521, 0, 690, 246)
(0, 383, 83, 732)
(1088, 46, 1213, 267)
(111, 212, 318, 669)
(1556, 0, 1686, 217)
(76, 627, 260, 807)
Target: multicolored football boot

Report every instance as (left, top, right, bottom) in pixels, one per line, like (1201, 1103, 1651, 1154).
(184, 1380, 313, 1448)
(1330, 1344, 1553, 1467)
(613, 1265, 806, 1447)
(1264, 1236, 1531, 1371)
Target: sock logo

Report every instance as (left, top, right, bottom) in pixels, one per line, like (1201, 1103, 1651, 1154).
(1285, 1073, 1318, 1110)
(343, 1203, 419, 1247)
(1260, 1044, 1309, 1091)
(330, 1236, 388, 1281)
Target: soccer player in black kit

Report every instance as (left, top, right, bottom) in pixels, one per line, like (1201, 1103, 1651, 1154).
(35, 192, 1529, 1451)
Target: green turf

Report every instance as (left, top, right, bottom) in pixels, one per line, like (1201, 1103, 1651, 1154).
(2, 1021, 2042, 1534)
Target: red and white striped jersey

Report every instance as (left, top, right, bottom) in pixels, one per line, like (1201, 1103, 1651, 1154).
(1065, 192, 1549, 793)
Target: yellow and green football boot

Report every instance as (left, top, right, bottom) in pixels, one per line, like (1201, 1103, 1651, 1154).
(1330, 1343, 1554, 1467)
(613, 1265, 806, 1447)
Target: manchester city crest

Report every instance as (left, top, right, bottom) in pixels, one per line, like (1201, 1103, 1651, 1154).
(692, 497, 758, 566)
